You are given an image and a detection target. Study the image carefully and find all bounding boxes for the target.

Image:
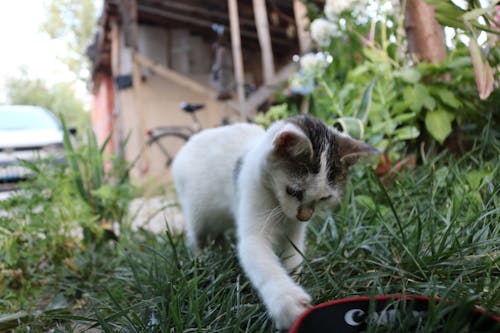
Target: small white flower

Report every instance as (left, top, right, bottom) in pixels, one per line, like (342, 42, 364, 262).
(310, 18, 338, 47)
(289, 72, 315, 95)
(289, 52, 333, 95)
(325, 0, 357, 20)
(300, 52, 332, 77)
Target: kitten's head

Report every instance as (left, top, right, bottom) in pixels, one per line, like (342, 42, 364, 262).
(266, 115, 378, 222)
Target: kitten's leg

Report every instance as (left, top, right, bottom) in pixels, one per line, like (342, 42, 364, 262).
(184, 216, 200, 254)
(282, 248, 304, 273)
(181, 203, 204, 254)
(238, 233, 311, 330)
(281, 228, 306, 273)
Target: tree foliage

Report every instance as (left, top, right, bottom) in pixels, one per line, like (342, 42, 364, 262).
(40, 0, 98, 81)
(1, 0, 99, 130)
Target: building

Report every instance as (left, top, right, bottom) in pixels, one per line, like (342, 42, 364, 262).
(87, 0, 315, 184)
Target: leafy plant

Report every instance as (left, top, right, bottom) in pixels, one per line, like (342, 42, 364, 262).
(61, 118, 135, 244)
(285, 0, 499, 160)
(0, 119, 137, 324)
(48, 142, 499, 332)
(255, 103, 297, 128)
(0, 158, 89, 316)
(2, 134, 498, 332)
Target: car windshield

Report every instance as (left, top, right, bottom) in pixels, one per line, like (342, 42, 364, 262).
(0, 106, 61, 131)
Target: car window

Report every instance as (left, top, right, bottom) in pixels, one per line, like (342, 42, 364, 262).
(0, 107, 61, 131)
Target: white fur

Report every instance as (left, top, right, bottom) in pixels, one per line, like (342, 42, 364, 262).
(172, 121, 340, 329)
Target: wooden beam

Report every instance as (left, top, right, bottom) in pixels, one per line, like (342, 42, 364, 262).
(293, 0, 311, 113)
(293, 0, 312, 53)
(134, 52, 214, 98)
(138, 4, 215, 33)
(148, 0, 287, 35)
(137, 3, 294, 48)
(110, 18, 122, 154)
(125, 0, 149, 174)
(119, 0, 139, 49)
(110, 19, 120, 75)
(132, 69, 149, 174)
(253, 0, 275, 84)
(228, 0, 246, 119)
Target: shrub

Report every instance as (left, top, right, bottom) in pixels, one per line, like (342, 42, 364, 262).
(270, 0, 500, 160)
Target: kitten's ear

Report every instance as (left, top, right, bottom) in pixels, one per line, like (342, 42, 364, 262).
(273, 124, 313, 161)
(335, 133, 379, 166)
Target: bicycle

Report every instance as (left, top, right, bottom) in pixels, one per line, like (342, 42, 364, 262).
(146, 102, 205, 168)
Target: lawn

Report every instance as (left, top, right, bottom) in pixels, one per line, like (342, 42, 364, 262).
(1, 141, 498, 332)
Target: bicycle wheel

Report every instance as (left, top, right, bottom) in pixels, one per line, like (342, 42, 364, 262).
(148, 131, 190, 168)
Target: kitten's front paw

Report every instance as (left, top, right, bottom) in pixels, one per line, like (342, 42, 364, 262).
(269, 286, 312, 330)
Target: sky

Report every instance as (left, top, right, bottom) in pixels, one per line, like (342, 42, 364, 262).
(0, 0, 79, 103)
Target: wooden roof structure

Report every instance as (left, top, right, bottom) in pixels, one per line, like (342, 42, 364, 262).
(87, 0, 322, 117)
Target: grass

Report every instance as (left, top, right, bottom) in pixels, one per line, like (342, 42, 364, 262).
(1, 144, 499, 332)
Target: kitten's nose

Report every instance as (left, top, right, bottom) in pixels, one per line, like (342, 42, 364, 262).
(297, 206, 314, 221)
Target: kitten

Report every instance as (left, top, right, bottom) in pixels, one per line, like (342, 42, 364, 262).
(172, 115, 378, 329)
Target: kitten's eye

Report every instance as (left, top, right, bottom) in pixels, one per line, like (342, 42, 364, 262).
(319, 195, 332, 201)
(286, 186, 303, 201)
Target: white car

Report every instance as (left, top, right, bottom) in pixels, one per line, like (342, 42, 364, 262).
(0, 105, 65, 185)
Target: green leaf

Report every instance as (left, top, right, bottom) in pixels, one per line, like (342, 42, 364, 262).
(393, 112, 417, 123)
(375, 139, 389, 151)
(355, 195, 377, 211)
(394, 126, 420, 141)
(392, 101, 412, 115)
(462, 8, 489, 22)
(465, 170, 490, 190)
(435, 13, 466, 30)
(434, 88, 462, 109)
(363, 48, 389, 64)
(403, 86, 415, 103)
(409, 84, 430, 113)
(434, 167, 449, 189)
(60, 116, 87, 201)
(334, 117, 364, 140)
(394, 68, 421, 84)
(423, 95, 436, 111)
(425, 109, 454, 144)
(445, 56, 471, 69)
(350, 64, 370, 78)
(357, 79, 376, 121)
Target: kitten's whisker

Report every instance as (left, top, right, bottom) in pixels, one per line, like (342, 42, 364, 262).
(260, 206, 283, 233)
(256, 206, 281, 218)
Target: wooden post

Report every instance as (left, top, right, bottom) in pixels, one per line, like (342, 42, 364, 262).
(132, 52, 149, 174)
(228, 0, 246, 120)
(404, 0, 446, 63)
(110, 18, 122, 155)
(120, 0, 139, 49)
(293, 0, 312, 114)
(253, 0, 275, 85)
(129, 0, 149, 174)
(293, 0, 312, 54)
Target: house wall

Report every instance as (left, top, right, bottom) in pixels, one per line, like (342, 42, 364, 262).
(91, 73, 114, 155)
(136, 75, 231, 184)
(91, 21, 277, 188)
(111, 25, 240, 186)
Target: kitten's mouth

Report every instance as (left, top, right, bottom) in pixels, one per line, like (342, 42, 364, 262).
(296, 206, 314, 222)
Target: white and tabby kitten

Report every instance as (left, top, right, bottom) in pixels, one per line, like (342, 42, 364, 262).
(172, 115, 377, 329)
